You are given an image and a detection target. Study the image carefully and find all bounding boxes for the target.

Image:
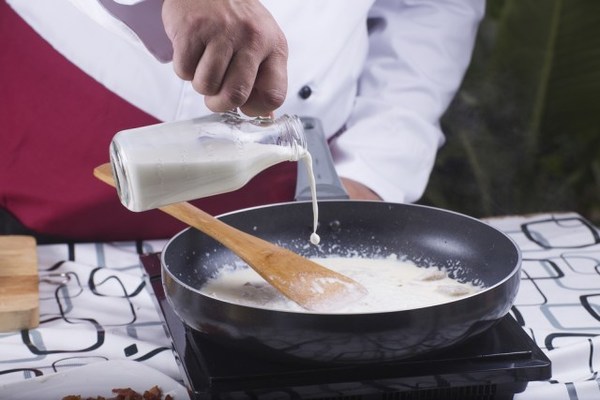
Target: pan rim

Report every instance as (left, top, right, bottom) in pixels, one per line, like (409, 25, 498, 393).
(161, 200, 522, 316)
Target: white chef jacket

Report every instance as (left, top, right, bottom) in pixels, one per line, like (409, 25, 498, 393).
(7, 0, 484, 203)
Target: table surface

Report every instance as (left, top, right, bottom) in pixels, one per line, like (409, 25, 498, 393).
(1, 211, 599, 399)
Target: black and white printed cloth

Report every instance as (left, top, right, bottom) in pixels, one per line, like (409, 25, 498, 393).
(1, 212, 599, 399)
(0, 240, 179, 382)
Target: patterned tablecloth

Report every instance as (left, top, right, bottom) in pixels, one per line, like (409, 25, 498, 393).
(1, 211, 599, 399)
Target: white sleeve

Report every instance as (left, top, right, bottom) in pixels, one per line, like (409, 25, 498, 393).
(331, 0, 485, 203)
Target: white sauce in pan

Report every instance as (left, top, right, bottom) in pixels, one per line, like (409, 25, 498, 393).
(201, 255, 483, 313)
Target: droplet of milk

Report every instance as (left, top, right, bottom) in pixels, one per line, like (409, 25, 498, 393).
(310, 232, 321, 245)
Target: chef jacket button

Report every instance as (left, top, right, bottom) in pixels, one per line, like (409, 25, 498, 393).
(298, 85, 312, 99)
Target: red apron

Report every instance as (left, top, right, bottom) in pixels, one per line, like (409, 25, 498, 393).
(0, 1, 297, 242)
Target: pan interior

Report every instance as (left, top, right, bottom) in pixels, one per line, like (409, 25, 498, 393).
(162, 201, 520, 303)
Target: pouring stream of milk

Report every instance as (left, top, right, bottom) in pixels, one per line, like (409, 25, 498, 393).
(302, 152, 320, 245)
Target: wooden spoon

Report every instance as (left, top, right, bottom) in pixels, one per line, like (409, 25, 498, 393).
(94, 163, 367, 312)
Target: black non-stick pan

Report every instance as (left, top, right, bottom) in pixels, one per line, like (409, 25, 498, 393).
(160, 118, 521, 364)
(162, 200, 520, 364)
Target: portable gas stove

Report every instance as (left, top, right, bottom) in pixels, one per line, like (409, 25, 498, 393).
(141, 253, 550, 400)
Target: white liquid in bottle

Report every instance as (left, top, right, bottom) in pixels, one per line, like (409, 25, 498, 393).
(114, 137, 296, 211)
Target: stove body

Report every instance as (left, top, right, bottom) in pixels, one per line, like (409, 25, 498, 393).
(141, 253, 550, 400)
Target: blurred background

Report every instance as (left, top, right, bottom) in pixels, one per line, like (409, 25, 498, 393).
(419, 0, 600, 224)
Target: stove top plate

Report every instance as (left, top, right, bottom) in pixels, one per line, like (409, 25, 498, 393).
(141, 253, 550, 400)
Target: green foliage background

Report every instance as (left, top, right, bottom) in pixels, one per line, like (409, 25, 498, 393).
(420, 0, 600, 224)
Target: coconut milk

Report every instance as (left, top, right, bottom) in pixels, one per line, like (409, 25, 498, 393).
(201, 256, 482, 313)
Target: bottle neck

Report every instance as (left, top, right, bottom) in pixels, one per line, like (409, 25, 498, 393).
(233, 112, 307, 161)
(275, 114, 307, 161)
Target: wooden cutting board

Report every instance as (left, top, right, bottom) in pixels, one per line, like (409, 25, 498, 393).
(0, 235, 39, 332)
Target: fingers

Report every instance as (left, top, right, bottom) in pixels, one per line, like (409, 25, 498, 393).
(204, 47, 288, 116)
(202, 47, 259, 113)
(192, 41, 234, 96)
(238, 51, 288, 117)
(169, 31, 204, 82)
(198, 33, 288, 115)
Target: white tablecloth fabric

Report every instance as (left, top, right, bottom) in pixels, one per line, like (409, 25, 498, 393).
(1, 211, 599, 399)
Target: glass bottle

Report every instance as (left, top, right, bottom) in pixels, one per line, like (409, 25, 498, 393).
(109, 110, 307, 212)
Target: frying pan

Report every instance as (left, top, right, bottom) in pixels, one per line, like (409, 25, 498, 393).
(160, 119, 521, 364)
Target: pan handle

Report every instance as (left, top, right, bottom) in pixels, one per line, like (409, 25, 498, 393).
(295, 117, 349, 201)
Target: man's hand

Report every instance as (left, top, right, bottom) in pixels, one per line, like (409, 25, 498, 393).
(162, 0, 288, 116)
